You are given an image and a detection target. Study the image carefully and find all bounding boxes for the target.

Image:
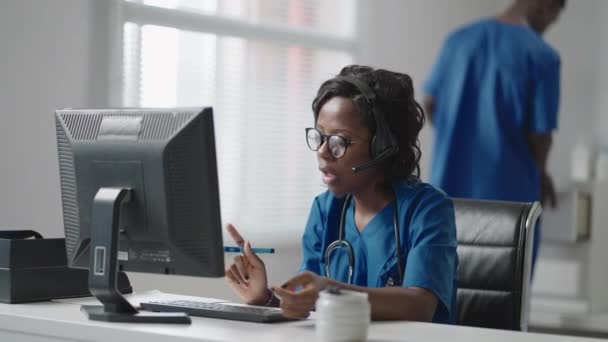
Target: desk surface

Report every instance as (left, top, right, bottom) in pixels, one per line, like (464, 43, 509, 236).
(0, 292, 603, 342)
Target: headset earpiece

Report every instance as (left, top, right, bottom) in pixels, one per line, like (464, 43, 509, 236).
(370, 107, 398, 160)
(370, 135, 379, 159)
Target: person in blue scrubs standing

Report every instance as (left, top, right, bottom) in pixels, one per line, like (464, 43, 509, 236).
(423, 0, 566, 272)
(225, 65, 458, 323)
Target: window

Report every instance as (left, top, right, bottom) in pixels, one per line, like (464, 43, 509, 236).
(119, 0, 357, 237)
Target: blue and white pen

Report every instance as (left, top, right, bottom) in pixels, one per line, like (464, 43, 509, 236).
(224, 246, 275, 254)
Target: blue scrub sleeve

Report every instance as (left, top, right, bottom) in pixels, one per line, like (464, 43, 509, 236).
(530, 56, 560, 134)
(403, 191, 457, 320)
(296, 197, 324, 275)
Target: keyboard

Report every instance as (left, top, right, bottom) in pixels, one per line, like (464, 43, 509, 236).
(140, 300, 296, 323)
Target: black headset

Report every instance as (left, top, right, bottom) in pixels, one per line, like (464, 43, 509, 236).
(323, 76, 405, 286)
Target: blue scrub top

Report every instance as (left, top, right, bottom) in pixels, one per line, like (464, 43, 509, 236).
(424, 18, 560, 202)
(297, 180, 458, 324)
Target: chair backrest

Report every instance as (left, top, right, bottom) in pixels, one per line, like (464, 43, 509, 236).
(452, 198, 541, 331)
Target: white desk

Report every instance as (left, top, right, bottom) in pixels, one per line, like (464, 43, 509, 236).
(0, 293, 602, 342)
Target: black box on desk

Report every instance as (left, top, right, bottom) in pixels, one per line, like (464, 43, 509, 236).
(0, 234, 131, 304)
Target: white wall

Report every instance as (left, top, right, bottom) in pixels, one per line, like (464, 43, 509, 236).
(595, 0, 608, 146)
(0, 0, 94, 238)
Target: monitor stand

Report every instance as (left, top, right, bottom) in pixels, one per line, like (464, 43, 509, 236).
(81, 187, 191, 324)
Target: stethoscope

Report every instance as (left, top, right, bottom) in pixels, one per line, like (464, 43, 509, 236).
(324, 193, 404, 285)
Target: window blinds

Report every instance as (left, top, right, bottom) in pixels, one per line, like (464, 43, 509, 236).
(120, 0, 356, 236)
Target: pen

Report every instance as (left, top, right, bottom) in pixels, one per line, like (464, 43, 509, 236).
(224, 246, 275, 254)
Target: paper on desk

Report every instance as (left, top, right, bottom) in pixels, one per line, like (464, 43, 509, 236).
(54, 290, 226, 308)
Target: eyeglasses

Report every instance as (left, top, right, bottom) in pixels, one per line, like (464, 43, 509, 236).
(305, 128, 352, 159)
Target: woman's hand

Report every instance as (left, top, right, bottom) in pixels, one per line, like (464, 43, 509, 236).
(272, 271, 330, 318)
(224, 224, 270, 305)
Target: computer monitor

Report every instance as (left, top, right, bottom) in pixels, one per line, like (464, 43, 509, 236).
(54, 107, 224, 323)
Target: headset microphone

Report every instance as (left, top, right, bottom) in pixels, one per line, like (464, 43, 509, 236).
(351, 147, 398, 173)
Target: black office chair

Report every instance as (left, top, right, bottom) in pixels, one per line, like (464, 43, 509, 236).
(453, 198, 541, 331)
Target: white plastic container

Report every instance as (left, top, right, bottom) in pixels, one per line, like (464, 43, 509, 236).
(315, 288, 371, 342)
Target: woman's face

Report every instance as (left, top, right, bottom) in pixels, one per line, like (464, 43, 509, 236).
(315, 96, 379, 196)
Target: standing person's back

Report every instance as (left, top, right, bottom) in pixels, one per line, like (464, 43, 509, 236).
(423, 0, 567, 271)
(425, 18, 560, 202)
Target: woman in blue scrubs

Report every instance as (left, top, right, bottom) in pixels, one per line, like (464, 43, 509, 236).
(225, 65, 458, 323)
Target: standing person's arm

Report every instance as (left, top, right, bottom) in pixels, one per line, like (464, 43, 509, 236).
(527, 52, 561, 208)
(528, 133, 556, 207)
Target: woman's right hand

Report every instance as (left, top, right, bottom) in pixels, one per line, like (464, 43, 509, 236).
(224, 223, 270, 305)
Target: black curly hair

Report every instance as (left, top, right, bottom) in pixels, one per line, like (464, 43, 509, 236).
(311, 65, 425, 181)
